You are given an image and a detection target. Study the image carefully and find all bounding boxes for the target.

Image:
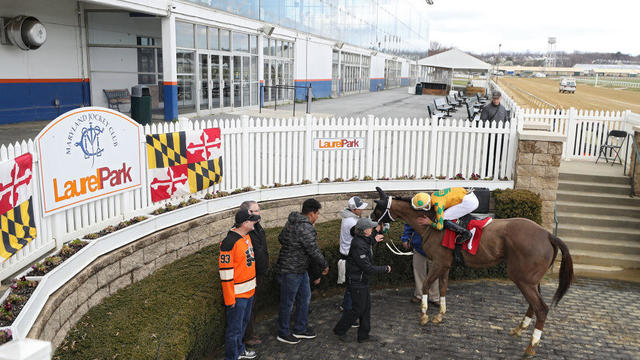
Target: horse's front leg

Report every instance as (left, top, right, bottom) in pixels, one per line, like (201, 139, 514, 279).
(420, 263, 446, 325)
(431, 268, 450, 324)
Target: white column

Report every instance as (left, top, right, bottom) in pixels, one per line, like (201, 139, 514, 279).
(161, 13, 178, 121)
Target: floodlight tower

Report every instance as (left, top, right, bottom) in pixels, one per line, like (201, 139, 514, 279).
(545, 37, 557, 68)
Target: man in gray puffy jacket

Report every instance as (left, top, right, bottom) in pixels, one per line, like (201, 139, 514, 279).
(275, 198, 329, 344)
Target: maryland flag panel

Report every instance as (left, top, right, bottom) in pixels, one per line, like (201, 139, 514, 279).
(0, 153, 37, 261)
(146, 128, 223, 202)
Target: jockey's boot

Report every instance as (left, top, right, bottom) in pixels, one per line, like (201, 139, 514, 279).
(443, 220, 472, 244)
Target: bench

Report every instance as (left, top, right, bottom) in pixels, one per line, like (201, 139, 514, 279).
(103, 89, 131, 112)
(465, 100, 480, 121)
(447, 95, 462, 108)
(434, 98, 453, 116)
(427, 103, 446, 120)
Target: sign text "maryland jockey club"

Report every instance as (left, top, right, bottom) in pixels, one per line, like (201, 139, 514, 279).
(313, 137, 366, 150)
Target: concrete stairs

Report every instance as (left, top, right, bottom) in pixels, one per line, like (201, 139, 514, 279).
(556, 171, 640, 274)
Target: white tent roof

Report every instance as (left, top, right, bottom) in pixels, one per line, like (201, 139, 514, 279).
(418, 48, 492, 71)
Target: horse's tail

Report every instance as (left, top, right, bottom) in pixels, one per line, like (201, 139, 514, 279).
(548, 233, 574, 307)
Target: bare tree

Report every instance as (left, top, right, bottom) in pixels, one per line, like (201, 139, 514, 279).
(428, 41, 452, 56)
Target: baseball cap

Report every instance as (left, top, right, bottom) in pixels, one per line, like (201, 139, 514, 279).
(492, 91, 501, 99)
(355, 217, 379, 230)
(348, 196, 368, 210)
(234, 208, 260, 227)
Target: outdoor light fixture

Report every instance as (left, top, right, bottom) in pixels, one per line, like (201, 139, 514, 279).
(371, 51, 378, 56)
(1, 15, 47, 50)
(335, 41, 344, 49)
(424, 0, 434, 4)
(260, 24, 275, 36)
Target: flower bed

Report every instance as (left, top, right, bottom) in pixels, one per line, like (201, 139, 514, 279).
(83, 216, 148, 239)
(27, 239, 89, 277)
(151, 198, 200, 215)
(0, 329, 11, 346)
(0, 278, 38, 327)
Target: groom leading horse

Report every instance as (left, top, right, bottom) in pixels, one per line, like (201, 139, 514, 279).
(370, 187, 573, 357)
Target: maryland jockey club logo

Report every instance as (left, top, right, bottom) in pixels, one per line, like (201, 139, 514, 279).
(75, 122, 104, 166)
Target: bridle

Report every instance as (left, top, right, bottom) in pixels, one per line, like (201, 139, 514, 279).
(378, 195, 396, 223)
(372, 196, 412, 256)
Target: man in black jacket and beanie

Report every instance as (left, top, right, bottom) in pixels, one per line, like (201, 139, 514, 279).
(333, 217, 390, 343)
(241, 200, 268, 346)
(275, 198, 329, 344)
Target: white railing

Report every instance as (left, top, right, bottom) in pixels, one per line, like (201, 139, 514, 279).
(490, 80, 639, 166)
(0, 115, 517, 282)
(574, 77, 640, 89)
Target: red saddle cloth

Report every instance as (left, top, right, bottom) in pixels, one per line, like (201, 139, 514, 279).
(442, 217, 493, 255)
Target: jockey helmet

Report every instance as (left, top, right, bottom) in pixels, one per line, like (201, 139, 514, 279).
(411, 192, 431, 210)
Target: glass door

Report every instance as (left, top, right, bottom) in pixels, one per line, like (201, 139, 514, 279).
(222, 55, 231, 108)
(211, 54, 221, 109)
(242, 55, 250, 107)
(233, 55, 241, 108)
(199, 53, 210, 111)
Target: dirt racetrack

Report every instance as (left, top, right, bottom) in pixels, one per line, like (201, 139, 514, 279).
(497, 77, 640, 113)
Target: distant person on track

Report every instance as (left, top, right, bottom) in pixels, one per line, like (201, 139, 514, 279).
(480, 90, 509, 123)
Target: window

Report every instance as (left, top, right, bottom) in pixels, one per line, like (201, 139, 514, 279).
(220, 29, 230, 51)
(250, 35, 258, 54)
(208, 27, 219, 50)
(233, 32, 249, 52)
(196, 25, 207, 49)
(176, 22, 194, 48)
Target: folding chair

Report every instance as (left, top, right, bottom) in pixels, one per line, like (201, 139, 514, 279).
(596, 130, 627, 166)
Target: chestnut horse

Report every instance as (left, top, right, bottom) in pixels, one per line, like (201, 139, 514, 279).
(370, 187, 573, 357)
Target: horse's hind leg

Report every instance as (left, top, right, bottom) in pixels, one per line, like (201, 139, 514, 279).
(431, 268, 450, 324)
(509, 304, 534, 337)
(516, 282, 549, 357)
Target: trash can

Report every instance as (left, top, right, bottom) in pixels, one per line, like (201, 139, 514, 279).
(131, 85, 151, 125)
(415, 83, 423, 95)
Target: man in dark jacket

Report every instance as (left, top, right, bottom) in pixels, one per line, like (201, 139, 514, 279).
(333, 218, 390, 343)
(480, 91, 509, 123)
(241, 201, 268, 346)
(275, 198, 329, 344)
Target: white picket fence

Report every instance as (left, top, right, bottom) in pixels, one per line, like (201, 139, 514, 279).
(0, 115, 517, 281)
(490, 80, 640, 166)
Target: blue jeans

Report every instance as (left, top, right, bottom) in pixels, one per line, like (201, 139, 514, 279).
(277, 273, 311, 337)
(342, 287, 353, 311)
(224, 297, 253, 360)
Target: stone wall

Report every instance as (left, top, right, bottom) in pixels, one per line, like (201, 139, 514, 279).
(27, 191, 410, 349)
(514, 129, 566, 230)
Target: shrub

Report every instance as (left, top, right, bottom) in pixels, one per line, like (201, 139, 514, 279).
(493, 188, 542, 224)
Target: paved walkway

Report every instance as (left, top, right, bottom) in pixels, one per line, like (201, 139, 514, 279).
(0, 87, 469, 146)
(238, 278, 639, 359)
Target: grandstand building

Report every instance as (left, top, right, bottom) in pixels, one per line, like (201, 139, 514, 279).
(0, 0, 430, 124)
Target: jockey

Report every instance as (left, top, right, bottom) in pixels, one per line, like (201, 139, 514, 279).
(412, 187, 479, 242)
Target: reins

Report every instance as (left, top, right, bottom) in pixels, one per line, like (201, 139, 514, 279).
(377, 196, 413, 256)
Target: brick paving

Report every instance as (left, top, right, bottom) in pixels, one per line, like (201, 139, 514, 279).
(241, 278, 639, 359)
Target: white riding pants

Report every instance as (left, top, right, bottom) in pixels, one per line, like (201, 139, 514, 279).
(443, 193, 479, 220)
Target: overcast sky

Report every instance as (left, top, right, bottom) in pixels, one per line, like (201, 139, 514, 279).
(427, 0, 639, 55)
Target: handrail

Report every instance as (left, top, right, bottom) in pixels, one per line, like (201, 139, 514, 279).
(553, 201, 559, 237)
(260, 83, 312, 116)
(629, 133, 640, 197)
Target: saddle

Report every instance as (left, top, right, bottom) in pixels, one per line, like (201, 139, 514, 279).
(443, 214, 493, 267)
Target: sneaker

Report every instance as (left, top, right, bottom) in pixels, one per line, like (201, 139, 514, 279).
(292, 327, 317, 339)
(238, 349, 257, 359)
(351, 320, 360, 328)
(276, 334, 300, 344)
(357, 335, 379, 343)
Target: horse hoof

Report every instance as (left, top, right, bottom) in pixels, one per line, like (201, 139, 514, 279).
(523, 345, 536, 357)
(432, 314, 443, 324)
(510, 327, 522, 337)
(420, 315, 429, 326)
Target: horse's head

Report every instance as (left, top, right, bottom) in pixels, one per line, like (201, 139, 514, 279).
(371, 187, 394, 223)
